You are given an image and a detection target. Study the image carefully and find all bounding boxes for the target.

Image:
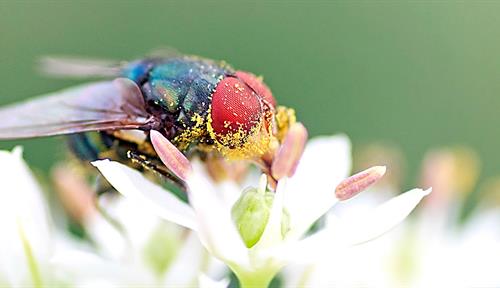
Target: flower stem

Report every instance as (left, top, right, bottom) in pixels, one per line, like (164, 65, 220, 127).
(234, 268, 277, 288)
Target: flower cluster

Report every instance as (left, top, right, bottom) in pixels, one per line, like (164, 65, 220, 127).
(0, 148, 226, 287)
(0, 134, 430, 287)
(94, 133, 429, 287)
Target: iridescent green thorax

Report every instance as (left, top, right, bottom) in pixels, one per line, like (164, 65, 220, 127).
(119, 55, 287, 160)
(122, 57, 234, 136)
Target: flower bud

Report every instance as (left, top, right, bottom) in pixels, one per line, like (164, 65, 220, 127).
(231, 186, 274, 248)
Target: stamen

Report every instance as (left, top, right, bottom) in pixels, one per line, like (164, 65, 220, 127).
(271, 122, 308, 180)
(150, 130, 192, 181)
(335, 166, 386, 201)
(258, 174, 268, 193)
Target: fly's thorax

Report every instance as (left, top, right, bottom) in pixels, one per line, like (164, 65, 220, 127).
(122, 57, 232, 150)
(143, 59, 227, 121)
(171, 111, 210, 152)
(122, 59, 161, 84)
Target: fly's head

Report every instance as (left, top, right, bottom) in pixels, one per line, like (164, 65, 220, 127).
(207, 71, 305, 186)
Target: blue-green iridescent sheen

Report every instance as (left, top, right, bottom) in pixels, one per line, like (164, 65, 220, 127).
(68, 57, 234, 164)
(122, 57, 233, 128)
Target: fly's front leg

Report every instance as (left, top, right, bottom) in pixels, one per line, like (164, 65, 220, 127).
(126, 150, 187, 192)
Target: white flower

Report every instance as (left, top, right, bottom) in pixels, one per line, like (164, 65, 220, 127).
(298, 200, 500, 288)
(52, 194, 227, 287)
(51, 175, 227, 287)
(285, 147, 500, 287)
(283, 187, 413, 287)
(93, 134, 430, 287)
(395, 200, 500, 287)
(0, 147, 53, 287)
(0, 147, 225, 287)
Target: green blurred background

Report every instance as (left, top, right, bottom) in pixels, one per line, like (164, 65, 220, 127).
(0, 1, 499, 191)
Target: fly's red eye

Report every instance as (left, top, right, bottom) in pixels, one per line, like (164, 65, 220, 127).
(235, 71, 276, 107)
(210, 77, 263, 137)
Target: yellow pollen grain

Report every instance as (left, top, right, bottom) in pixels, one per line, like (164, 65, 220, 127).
(206, 104, 275, 160)
(173, 112, 208, 151)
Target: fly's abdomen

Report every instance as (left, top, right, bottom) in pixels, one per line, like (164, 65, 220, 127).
(67, 133, 102, 161)
(68, 131, 155, 173)
(67, 131, 124, 165)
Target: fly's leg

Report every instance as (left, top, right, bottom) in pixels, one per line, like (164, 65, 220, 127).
(126, 150, 187, 192)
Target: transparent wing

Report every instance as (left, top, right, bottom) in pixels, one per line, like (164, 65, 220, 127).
(38, 56, 122, 78)
(146, 46, 182, 58)
(38, 48, 182, 79)
(0, 78, 152, 139)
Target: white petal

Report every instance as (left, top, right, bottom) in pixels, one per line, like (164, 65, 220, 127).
(51, 249, 155, 285)
(281, 263, 311, 288)
(198, 274, 230, 288)
(88, 194, 162, 260)
(267, 188, 430, 265)
(260, 228, 336, 264)
(0, 148, 52, 286)
(186, 171, 249, 267)
(217, 181, 243, 209)
(92, 160, 197, 230)
(255, 178, 286, 248)
(162, 232, 206, 286)
(330, 188, 431, 245)
(84, 213, 128, 260)
(284, 135, 352, 238)
(191, 158, 241, 210)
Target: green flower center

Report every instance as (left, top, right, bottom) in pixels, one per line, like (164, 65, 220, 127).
(231, 176, 290, 248)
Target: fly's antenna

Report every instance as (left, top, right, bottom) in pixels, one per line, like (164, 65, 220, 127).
(38, 56, 123, 78)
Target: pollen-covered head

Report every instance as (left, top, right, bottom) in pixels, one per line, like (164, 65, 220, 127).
(210, 77, 262, 136)
(208, 76, 274, 159)
(235, 71, 276, 108)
